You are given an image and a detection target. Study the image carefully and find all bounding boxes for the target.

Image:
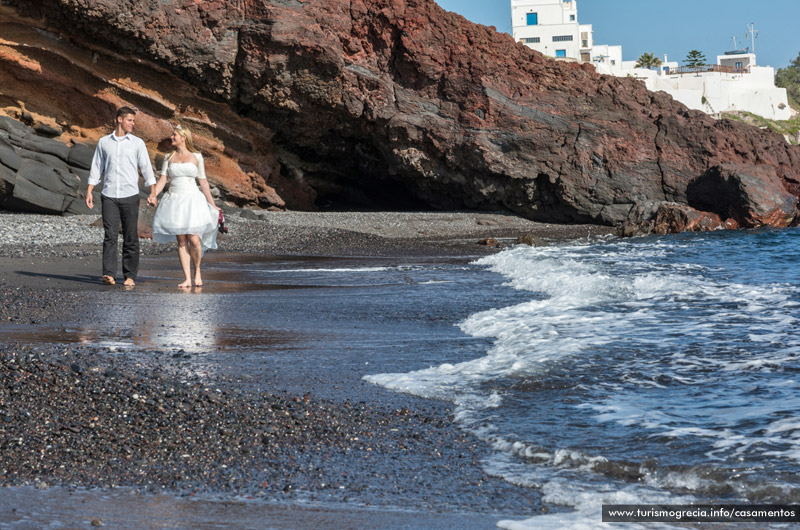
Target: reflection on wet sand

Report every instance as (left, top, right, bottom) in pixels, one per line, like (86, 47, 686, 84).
(1, 251, 452, 393)
(2, 253, 325, 354)
(5, 325, 304, 355)
(138, 252, 337, 294)
(0, 253, 373, 390)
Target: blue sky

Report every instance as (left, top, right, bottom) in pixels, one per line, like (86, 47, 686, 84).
(435, 0, 800, 69)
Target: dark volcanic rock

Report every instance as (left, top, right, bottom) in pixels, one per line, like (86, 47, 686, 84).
(67, 142, 95, 171)
(0, 119, 96, 214)
(0, 116, 33, 138)
(9, 175, 67, 214)
(4, 0, 800, 231)
(0, 163, 15, 198)
(17, 160, 80, 197)
(0, 144, 21, 173)
(0, 141, 85, 213)
(63, 195, 95, 215)
(17, 148, 70, 171)
(8, 133, 69, 163)
(32, 122, 63, 138)
(688, 164, 798, 228)
(651, 203, 724, 235)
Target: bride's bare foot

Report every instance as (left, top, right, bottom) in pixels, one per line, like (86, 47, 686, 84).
(194, 271, 203, 287)
(178, 279, 192, 288)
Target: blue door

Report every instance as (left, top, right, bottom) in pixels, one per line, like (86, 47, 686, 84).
(527, 13, 538, 25)
(556, 49, 567, 58)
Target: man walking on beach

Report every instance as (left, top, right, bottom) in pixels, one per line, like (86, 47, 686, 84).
(86, 107, 157, 287)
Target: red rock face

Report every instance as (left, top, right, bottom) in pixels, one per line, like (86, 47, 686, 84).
(651, 204, 724, 235)
(4, 0, 800, 230)
(0, 5, 301, 210)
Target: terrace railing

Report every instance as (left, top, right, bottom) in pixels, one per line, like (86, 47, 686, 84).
(665, 65, 750, 76)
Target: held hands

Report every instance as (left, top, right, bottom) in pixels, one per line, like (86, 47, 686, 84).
(147, 193, 158, 207)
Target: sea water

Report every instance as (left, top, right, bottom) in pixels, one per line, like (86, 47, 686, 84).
(366, 228, 800, 528)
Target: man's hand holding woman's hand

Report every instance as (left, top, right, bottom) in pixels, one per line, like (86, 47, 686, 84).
(147, 193, 158, 207)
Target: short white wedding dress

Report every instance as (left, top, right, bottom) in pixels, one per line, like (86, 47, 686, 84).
(152, 152, 218, 252)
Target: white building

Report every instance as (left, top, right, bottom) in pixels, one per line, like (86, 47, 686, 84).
(511, 0, 593, 62)
(510, 1, 791, 121)
(591, 44, 624, 76)
(623, 52, 791, 121)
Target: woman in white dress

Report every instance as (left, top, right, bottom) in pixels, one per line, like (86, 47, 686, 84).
(149, 125, 221, 288)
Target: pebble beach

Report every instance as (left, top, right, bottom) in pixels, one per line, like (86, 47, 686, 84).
(0, 210, 612, 258)
(0, 209, 611, 528)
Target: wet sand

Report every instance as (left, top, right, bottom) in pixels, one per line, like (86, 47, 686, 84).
(0, 211, 604, 528)
(0, 487, 514, 530)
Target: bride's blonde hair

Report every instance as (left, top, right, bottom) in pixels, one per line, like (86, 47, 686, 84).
(166, 124, 199, 160)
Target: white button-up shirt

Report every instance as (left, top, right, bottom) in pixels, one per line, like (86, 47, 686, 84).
(88, 133, 156, 198)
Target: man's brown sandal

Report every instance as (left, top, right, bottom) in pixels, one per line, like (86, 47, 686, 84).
(102, 275, 116, 285)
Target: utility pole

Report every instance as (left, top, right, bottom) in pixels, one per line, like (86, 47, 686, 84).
(746, 22, 759, 64)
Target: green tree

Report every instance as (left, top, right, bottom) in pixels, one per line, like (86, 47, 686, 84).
(684, 50, 706, 68)
(635, 52, 662, 70)
(776, 51, 800, 109)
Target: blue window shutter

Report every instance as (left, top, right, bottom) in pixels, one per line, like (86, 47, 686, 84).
(556, 49, 567, 58)
(527, 13, 538, 25)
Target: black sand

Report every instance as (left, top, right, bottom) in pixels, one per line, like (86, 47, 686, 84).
(0, 211, 603, 528)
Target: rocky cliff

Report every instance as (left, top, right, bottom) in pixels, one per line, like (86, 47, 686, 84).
(2, 0, 800, 231)
(0, 3, 296, 211)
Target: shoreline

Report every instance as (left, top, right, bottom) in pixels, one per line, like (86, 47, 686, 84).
(0, 209, 615, 296)
(0, 209, 615, 260)
(0, 210, 601, 527)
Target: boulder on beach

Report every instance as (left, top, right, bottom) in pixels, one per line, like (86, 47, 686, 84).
(10, 175, 69, 214)
(16, 148, 70, 172)
(137, 201, 155, 239)
(67, 143, 95, 171)
(17, 160, 80, 197)
(0, 144, 21, 173)
(64, 196, 96, 215)
(688, 164, 798, 228)
(8, 132, 69, 163)
(0, 163, 15, 196)
(0, 117, 98, 215)
(650, 203, 724, 234)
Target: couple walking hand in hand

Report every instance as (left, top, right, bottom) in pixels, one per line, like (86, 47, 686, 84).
(86, 107, 221, 288)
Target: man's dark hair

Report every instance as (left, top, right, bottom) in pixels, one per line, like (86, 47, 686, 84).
(116, 106, 137, 119)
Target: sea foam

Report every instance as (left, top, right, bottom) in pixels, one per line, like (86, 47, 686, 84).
(365, 232, 800, 524)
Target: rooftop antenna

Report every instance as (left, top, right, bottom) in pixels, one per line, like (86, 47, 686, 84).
(746, 22, 759, 63)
